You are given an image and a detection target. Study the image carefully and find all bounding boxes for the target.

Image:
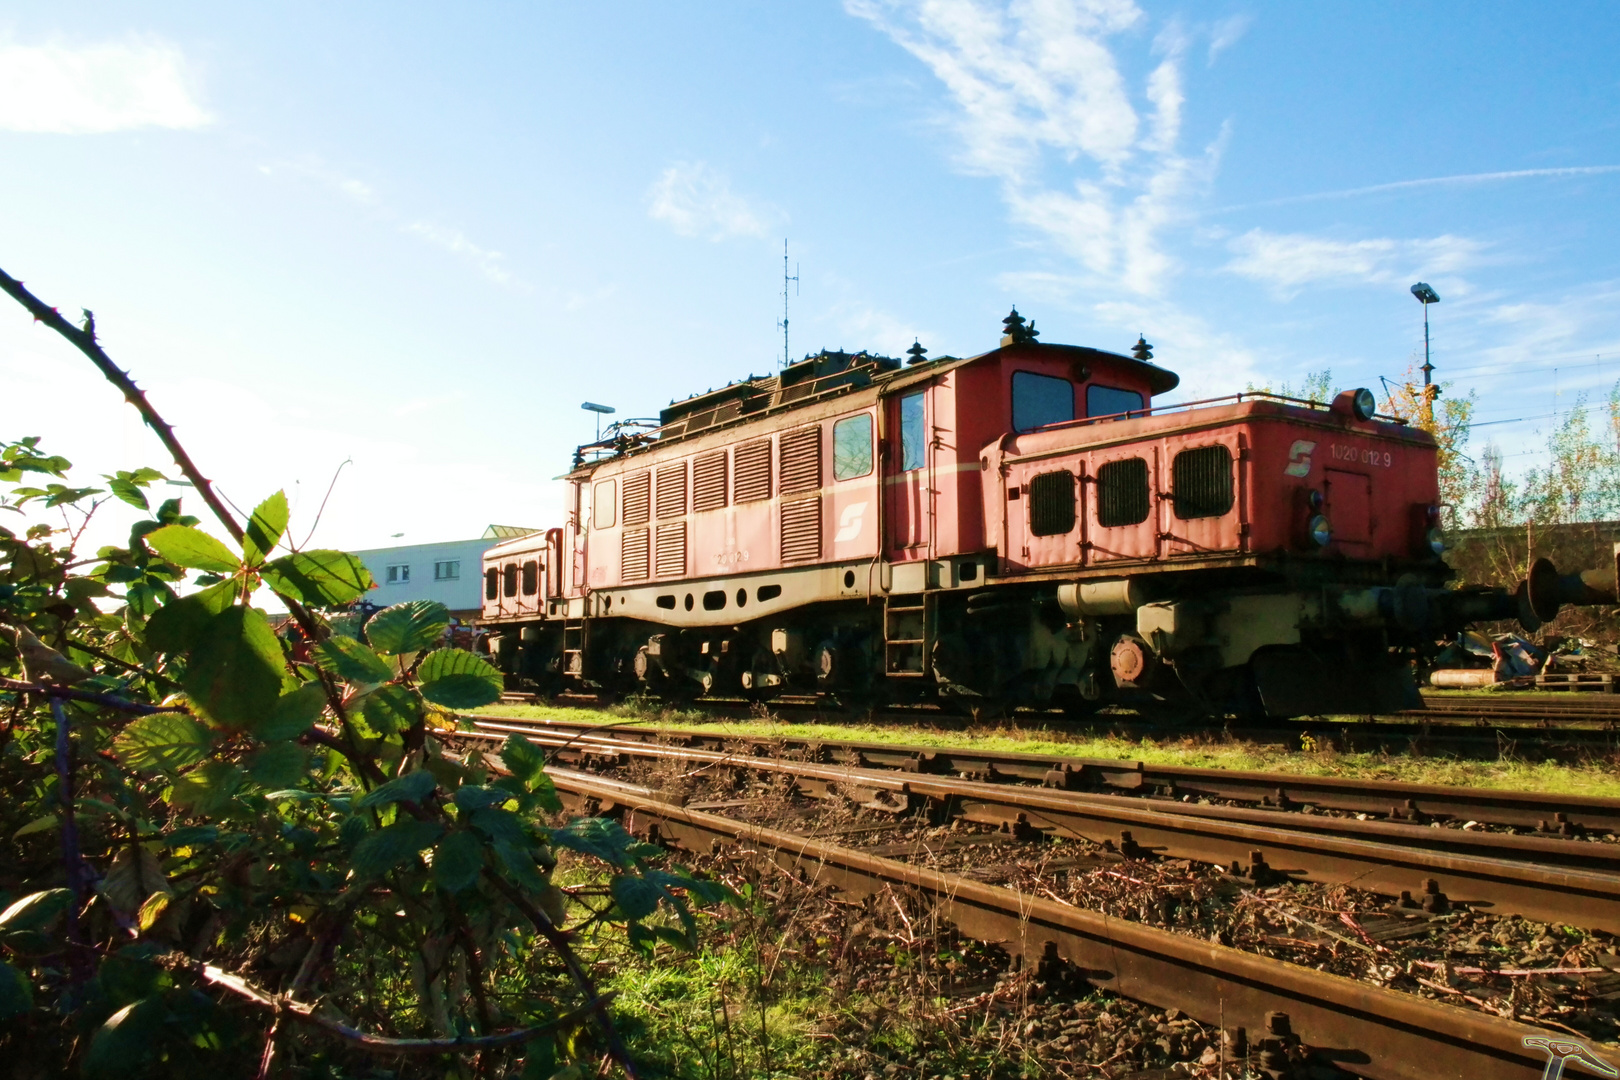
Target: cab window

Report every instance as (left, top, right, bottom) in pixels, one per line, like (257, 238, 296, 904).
(1012, 371, 1075, 432)
(593, 479, 616, 529)
(833, 414, 874, 480)
(1087, 384, 1144, 417)
(899, 392, 926, 472)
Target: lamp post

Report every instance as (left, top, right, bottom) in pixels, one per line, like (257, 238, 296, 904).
(581, 401, 615, 441)
(1410, 282, 1440, 387)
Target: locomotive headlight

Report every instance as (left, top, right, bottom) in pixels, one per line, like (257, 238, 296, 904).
(1351, 387, 1377, 421)
(1308, 514, 1332, 547)
(1426, 526, 1446, 555)
(1307, 489, 1324, 511)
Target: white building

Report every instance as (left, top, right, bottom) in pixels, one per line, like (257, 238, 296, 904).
(352, 525, 536, 620)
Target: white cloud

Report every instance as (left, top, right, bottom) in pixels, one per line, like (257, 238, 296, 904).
(848, 0, 1215, 297)
(1207, 14, 1252, 65)
(647, 162, 776, 241)
(258, 158, 377, 206)
(1223, 229, 1488, 297)
(401, 221, 515, 286)
(0, 37, 211, 133)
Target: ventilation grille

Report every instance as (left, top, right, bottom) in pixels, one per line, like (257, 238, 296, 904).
(734, 439, 772, 502)
(1172, 445, 1233, 520)
(1028, 470, 1077, 536)
(655, 463, 687, 519)
(779, 426, 822, 495)
(1097, 457, 1151, 527)
(655, 522, 687, 577)
(780, 498, 822, 563)
(693, 450, 728, 512)
(622, 471, 651, 527)
(621, 529, 650, 581)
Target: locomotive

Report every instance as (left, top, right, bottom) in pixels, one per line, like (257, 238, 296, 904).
(479, 310, 1605, 718)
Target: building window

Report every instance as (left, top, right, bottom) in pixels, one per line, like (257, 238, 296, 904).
(899, 392, 926, 472)
(1086, 384, 1144, 418)
(1012, 371, 1074, 432)
(833, 413, 873, 481)
(386, 564, 410, 584)
(434, 560, 460, 581)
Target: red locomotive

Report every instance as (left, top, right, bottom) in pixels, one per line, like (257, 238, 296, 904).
(480, 310, 1591, 717)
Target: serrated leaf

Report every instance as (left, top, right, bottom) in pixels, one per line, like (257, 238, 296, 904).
(143, 580, 235, 654)
(106, 477, 149, 511)
(84, 995, 167, 1078)
(468, 806, 526, 847)
(0, 962, 31, 1019)
(255, 682, 326, 741)
(350, 819, 444, 878)
(241, 490, 288, 568)
(366, 599, 451, 655)
(432, 830, 485, 893)
(418, 648, 503, 708)
(144, 524, 241, 574)
(170, 761, 244, 814)
(313, 635, 392, 685)
(101, 848, 171, 917)
(611, 875, 665, 921)
(362, 684, 420, 736)
(182, 606, 284, 727)
(354, 768, 436, 810)
(0, 889, 72, 934)
(500, 734, 545, 785)
(247, 742, 309, 788)
(492, 839, 548, 893)
(549, 817, 636, 868)
(452, 785, 508, 813)
(261, 550, 373, 605)
(160, 825, 219, 848)
(112, 714, 213, 774)
(136, 892, 170, 934)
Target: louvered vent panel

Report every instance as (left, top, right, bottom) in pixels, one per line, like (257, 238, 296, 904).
(655, 463, 687, 519)
(1171, 445, 1233, 520)
(693, 450, 728, 512)
(780, 498, 822, 563)
(1097, 457, 1150, 527)
(779, 426, 822, 495)
(622, 471, 651, 527)
(1028, 470, 1077, 536)
(621, 529, 650, 581)
(734, 439, 772, 502)
(655, 522, 687, 578)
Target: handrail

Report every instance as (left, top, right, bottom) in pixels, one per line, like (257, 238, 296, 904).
(1034, 389, 1410, 434)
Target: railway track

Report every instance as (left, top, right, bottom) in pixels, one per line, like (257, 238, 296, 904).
(539, 765, 1617, 1080)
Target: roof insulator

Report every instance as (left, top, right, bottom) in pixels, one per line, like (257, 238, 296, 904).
(1132, 335, 1154, 361)
(1001, 307, 1039, 347)
(906, 339, 929, 366)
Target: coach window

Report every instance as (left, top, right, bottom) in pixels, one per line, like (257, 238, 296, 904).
(833, 414, 874, 480)
(502, 563, 518, 598)
(521, 560, 538, 596)
(1012, 371, 1075, 432)
(1086, 384, 1145, 418)
(484, 568, 498, 601)
(593, 479, 616, 529)
(899, 392, 926, 471)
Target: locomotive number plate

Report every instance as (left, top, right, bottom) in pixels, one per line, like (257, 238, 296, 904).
(1331, 443, 1392, 469)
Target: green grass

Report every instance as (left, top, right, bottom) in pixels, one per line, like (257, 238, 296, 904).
(479, 702, 1620, 799)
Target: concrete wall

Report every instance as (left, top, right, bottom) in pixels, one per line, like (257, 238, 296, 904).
(351, 537, 498, 617)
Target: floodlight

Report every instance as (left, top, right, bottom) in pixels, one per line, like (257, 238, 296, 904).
(1410, 282, 1440, 305)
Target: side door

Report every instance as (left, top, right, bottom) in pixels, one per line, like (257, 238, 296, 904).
(884, 388, 930, 557)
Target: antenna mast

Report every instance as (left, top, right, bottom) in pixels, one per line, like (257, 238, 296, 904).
(778, 239, 799, 369)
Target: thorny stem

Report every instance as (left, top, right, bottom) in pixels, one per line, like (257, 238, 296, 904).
(2, 678, 187, 715)
(51, 698, 92, 984)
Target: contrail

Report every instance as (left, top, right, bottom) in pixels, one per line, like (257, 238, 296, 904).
(1215, 164, 1620, 213)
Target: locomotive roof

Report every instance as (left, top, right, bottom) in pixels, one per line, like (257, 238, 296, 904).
(569, 329, 1179, 476)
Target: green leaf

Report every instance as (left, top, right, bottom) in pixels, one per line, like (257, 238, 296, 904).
(468, 806, 526, 847)
(0, 889, 73, 934)
(452, 785, 508, 813)
(500, 734, 546, 785)
(361, 684, 420, 736)
(84, 994, 167, 1078)
(261, 550, 373, 605)
(354, 768, 437, 810)
(241, 490, 289, 568)
(550, 818, 636, 868)
(111, 714, 213, 774)
(350, 819, 444, 878)
(492, 839, 548, 892)
(418, 648, 503, 708)
(366, 599, 450, 655)
(12, 815, 57, 839)
(170, 761, 244, 814)
(160, 825, 219, 848)
(313, 635, 392, 685)
(106, 477, 150, 511)
(144, 524, 241, 574)
(255, 682, 326, 741)
(182, 606, 284, 727)
(142, 580, 235, 654)
(611, 875, 666, 921)
(246, 742, 309, 788)
(432, 831, 485, 893)
(0, 962, 31, 1019)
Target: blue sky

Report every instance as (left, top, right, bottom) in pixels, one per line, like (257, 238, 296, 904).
(2, 2, 1618, 551)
